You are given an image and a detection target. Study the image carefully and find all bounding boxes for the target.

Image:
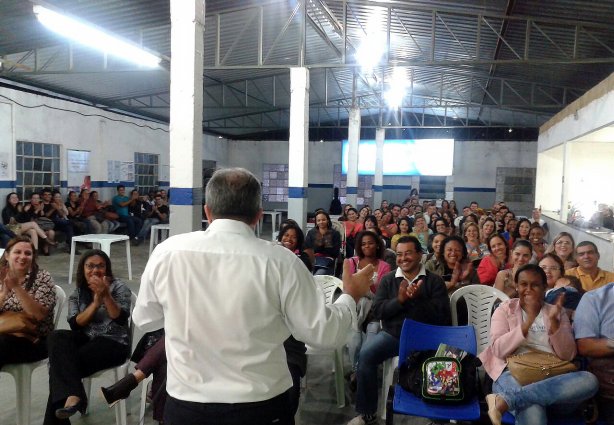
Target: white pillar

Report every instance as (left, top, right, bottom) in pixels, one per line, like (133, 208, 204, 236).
(288, 68, 309, 230)
(168, 0, 204, 236)
(561, 141, 571, 222)
(373, 127, 385, 208)
(346, 107, 360, 206)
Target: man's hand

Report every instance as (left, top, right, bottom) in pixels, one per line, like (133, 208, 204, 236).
(398, 278, 423, 304)
(342, 260, 374, 302)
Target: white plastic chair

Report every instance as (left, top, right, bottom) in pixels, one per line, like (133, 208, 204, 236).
(82, 292, 137, 425)
(139, 374, 154, 425)
(304, 275, 346, 407)
(449, 284, 509, 354)
(0, 285, 67, 425)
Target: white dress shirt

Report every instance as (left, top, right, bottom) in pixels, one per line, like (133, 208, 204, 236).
(133, 219, 357, 403)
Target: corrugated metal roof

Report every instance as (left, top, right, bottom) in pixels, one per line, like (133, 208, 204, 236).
(0, 0, 613, 138)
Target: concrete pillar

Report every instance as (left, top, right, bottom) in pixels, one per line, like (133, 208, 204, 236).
(561, 141, 571, 222)
(288, 68, 309, 230)
(373, 127, 384, 209)
(168, 0, 204, 236)
(346, 107, 360, 206)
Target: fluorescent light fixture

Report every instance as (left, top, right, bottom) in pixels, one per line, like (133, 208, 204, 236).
(33, 5, 160, 68)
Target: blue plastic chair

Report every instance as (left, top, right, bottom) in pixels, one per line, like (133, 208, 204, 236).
(385, 319, 481, 424)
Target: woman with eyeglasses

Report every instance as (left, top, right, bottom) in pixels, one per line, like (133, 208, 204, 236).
(43, 250, 131, 424)
(545, 232, 578, 270)
(538, 253, 564, 289)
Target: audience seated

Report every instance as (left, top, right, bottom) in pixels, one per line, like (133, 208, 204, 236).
(478, 234, 511, 285)
(23, 192, 57, 255)
(346, 230, 391, 385)
(547, 232, 578, 270)
(494, 240, 533, 298)
(304, 210, 341, 276)
(112, 185, 143, 243)
(65, 191, 91, 235)
(575, 282, 614, 425)
(343, 208, 364, 258)
(538, 253, 565, 289)
(45, 191, 75, 254)
(566, 241, 614, 292)
(44, 249, 132, 424)
(425, 234, 480, 293)
(409, 213, 431, 252)
(136, 193, 169, 242)
(464, 222, 486, 262)
(348, 235, 450, 425)
(390, 217, 411, 251)
(481, 264, 598, 425)
(0, 236, 56, 369)
(2, 192, 50, 252)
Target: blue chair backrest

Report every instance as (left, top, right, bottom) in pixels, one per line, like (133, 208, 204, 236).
(398, 319, 478, 362)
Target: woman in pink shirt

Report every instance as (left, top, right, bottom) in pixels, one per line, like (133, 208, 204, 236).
(480, 264, 598, 425)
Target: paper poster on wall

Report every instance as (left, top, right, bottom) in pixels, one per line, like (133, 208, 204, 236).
(67, 150, 90, 190)
(0, 151, 10, 179)
(107, 160, 134, 183)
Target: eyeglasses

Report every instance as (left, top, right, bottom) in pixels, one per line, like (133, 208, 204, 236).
(84, 263, 105, 270)
(555, 240, 571, 246)
(540, 266, 560, 272)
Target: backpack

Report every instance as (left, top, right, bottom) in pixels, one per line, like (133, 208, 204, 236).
(398, 349, 481, 404)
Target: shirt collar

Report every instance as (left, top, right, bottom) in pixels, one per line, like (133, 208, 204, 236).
(395, 264, 427, 283)
(207, 218, 257, 237)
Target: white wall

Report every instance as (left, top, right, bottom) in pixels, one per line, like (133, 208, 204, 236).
(0, 87, 230, 204)
(226, 139, 537, 212)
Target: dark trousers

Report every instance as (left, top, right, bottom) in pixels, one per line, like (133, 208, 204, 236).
(43, 330, 129, 425)
(287, 363, 302, 425)
(137, 336, 167, 421)
(164, 390, 293, 425)
(52, 219, 75, 245)
(0, 334, 47, 368)
(119, 215, 143, 239)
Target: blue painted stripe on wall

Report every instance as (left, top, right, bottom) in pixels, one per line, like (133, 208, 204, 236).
(60, 181, 68, 188)
(169, 187, 203, 206)
(90, 181, 135, 188)
(308, 183, 333, 189)
(383, 185, 410, 190)
(288, 187, 308, 198)
(158, 181, 170, 187)
(454, 187, 496, 193)
(346, 186, 358, 194)
(371, 185, 383, 192)
(0, 181, 15, 188)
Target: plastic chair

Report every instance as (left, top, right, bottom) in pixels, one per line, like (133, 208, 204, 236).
(385, 319, 480, 424)
(304, 275, 346, 407)
(82, 292, 137, 425)
(449, 285, 509, 354)
(0, 285, 67, 425)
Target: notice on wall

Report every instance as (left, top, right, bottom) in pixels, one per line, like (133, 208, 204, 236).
(0, 151, 10, 179)
(107, 160, 134, 183)
(67, 149, 90, 190)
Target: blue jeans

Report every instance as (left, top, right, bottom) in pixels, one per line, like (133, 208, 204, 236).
(348, 321, 381, 372)
(137, 217, 160, 240)
(355, 330, 399, 415)
(493, 370, 599, 425)
(118, 215, 143, 239)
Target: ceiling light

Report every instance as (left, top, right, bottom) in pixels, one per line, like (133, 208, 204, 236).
(508, 128, 513, 133)
(33, 5, 161, 68)
(384, 68, 408, 109)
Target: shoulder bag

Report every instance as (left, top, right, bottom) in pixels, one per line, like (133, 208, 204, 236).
(506, 348, 577, 386)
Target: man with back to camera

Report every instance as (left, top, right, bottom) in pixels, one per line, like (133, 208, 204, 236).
(349, 235, 451, 425)
(566, 241, 614, 291)
(132, 167, 374, 425)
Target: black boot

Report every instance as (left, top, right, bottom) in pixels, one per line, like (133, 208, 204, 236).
(100, 374, 138, 407)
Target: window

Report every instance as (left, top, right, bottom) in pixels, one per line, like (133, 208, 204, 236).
(333, 164, 373, 208)
(262, 164, 288, 202)
(16, 141, 60, 200)
(134, 152, 159, 195)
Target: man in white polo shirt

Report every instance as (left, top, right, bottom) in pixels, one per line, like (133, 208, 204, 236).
(133, 167, 372, 425)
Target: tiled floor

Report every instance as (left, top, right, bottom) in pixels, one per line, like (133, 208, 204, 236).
(0, 225, 432, 425)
